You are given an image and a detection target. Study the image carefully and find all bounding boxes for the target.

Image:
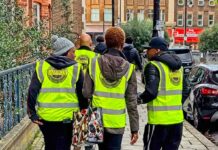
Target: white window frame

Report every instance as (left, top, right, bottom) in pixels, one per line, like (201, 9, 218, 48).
(209, 0, 215, 6)
(91, 8, 100, 22)
(33, 3, 41, 29)
(126, 9, 134, 21)
(198, 0, 204, 6)
(177, 14, 183, 26)
(148, 9, 153, 19)
(104, 8, 112, 22)
(137, 9, 144, 21)
(197, 14, 203, 27)
(178, 0, 184, 6)
(188, 0, 194, 7)
(187, 14, 193, 27)
(208, 14, 214, 27)
(160, 10, 165, 21)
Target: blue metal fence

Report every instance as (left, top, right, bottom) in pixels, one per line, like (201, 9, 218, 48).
(0, 63, 35, 139)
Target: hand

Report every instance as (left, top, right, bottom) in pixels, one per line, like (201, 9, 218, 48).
(130, 132, 138, 145)
(33, 119, 43, 125)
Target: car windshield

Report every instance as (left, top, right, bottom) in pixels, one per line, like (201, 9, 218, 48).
(211, 71, 218, 84)
(168, 49, 192, 62)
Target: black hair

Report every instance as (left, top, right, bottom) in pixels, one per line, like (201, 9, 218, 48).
(96, 35, 104, 42)
(125, 36, 133, 44)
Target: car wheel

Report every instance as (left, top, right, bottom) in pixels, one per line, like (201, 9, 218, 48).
(193, 106, 207, 133)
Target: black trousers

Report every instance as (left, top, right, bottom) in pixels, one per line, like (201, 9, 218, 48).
(98, 132, 123, 150)
(39, 120, 72, 150)
(143, 123, 183, 150)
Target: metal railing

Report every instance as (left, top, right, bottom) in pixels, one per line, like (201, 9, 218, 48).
(0, 63, 35, 139)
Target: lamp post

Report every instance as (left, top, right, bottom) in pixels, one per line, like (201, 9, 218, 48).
(112, 0, 115, 26)
(152, 0, 160, 37)
(184, 0, 187, 45)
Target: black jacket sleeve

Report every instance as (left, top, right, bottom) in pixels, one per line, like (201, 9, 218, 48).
(76, 70, 89, 109)
(134, 49, 143, 71)
(27, 71, 41, 121)
(139, 63, 160, 103)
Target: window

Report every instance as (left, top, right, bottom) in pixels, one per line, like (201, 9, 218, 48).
(187, 14, 193, 26)
(209, 0, 215, 6)
(208, 14, 214, 27)
(189, 68, 205, 84)
(33, 3, 41, 29)
(188, 0, 194, 7)
(91, 9, 99, 22)
(177, 14, 183, 26)
(178, 0, 184, 5)
(137, 9, 144, 21)
(148, 9, 153, 19)
(198, 0, 204, 6)
(126, 9, 134, 21)
(104, 9, 112, 22)
(160, 10, 165, 21)
(197, 14, 203, 26)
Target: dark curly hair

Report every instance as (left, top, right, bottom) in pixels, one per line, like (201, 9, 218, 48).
(105, 27, 125, 49)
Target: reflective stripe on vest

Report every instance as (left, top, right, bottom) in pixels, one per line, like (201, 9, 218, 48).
(90, 56, 134, 128)
(36, 61, 80, 121)
(38, 102, 79, 108)
(147, 61, 183, 125)
(147, 105, 182, 111)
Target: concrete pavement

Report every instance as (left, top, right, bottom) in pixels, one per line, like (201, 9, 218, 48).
(28, 73, 218, 150)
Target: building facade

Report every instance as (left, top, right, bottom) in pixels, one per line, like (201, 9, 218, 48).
(85, 0, 168, 39)
(17, 0, 51, 29)
(167, 0, 218, 49)
(52, 0, 85, 34)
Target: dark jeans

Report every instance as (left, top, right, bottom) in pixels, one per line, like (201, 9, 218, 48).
(98, 132, 123, 150)
(39, 120, 72, 150)
(143, 123, 183, 150)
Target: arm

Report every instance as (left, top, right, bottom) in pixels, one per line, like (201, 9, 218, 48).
(82, 69, 94, 99)
(134, 49, 143, 71)
(139, 63, 160, 103)
(125, 71, 139, 133)
(76, 70, 89, 109)
(27, 71, 41, 122)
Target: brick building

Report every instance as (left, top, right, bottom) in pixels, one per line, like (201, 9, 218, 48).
(85, 0, 168, 37)
(17, 0, 51, 29)
(51, 0, 86, 34)
(167, 0, 218, 49)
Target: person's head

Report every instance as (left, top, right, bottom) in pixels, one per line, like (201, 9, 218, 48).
(105, 27, 125, 51)
(125, 36, 133, 44)
(96, 35, 104, 43)
(51, 35, 76, 60)
(79, 33, 93, 49)
(147, 37, 169, 60)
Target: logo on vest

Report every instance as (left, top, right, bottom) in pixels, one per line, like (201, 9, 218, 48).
(77, 55, 89, 70)
(169, 70, 181, 85)
(47, 67, 68, 83)
(99, 74, 121, 88)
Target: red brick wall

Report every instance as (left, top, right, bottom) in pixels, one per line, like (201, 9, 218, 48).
(51, 0, 84, 34)
(17, 0, 51, 29)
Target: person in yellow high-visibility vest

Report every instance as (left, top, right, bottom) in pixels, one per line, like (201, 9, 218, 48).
(75, 33, 99, 72)
(83, 27, 139, 150)
(138, 37, 184, 150)
(27, 35, 88, 150)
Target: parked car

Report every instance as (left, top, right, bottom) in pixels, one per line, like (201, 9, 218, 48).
(183, 64, 218, 132)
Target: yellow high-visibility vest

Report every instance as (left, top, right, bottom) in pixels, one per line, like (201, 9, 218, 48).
(75, 49, 99, 71)
(89, 57, 135, 128)
(147, 61, 184, 125)
(35, 61, 81, 121)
